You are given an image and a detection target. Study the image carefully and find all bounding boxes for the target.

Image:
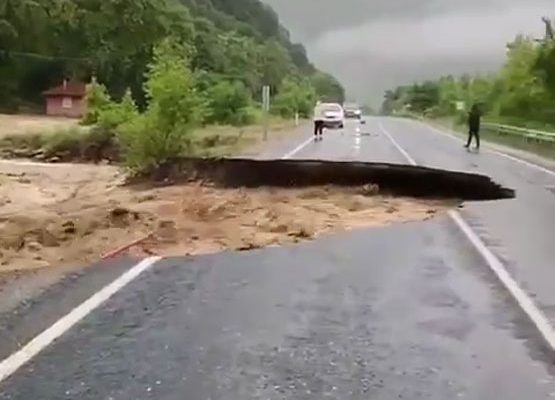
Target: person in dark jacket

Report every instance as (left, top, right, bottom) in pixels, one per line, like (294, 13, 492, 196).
(465, 104, 481, 150)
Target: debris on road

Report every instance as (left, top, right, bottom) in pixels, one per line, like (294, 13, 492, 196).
(0, 161, 454, 272)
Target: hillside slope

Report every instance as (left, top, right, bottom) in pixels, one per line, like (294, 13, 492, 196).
(0, 0, 344, 111)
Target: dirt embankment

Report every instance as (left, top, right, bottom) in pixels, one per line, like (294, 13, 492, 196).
(0, 161, 453, 272)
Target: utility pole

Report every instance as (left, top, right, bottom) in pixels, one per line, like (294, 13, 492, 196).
(535, 17, 554, 43)
(544, 17, 554, 41)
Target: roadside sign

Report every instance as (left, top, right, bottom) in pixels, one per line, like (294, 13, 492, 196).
(455, 101, 465, 111)
(262, 85, 271, 112)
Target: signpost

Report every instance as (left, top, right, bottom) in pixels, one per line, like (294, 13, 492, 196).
(262, 85, 270, 141)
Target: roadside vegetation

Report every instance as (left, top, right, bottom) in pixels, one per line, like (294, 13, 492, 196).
(0, 0, 345, 170)
(382, 32, 555, 127)
(381, 19, 555, 157)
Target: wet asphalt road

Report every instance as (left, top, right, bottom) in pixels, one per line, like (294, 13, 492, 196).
(1, 118, 555, 399)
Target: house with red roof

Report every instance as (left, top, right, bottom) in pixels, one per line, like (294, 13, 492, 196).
(43, 80, 87, 118)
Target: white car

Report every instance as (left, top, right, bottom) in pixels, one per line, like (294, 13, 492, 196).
(314, 102, 345, 129)
(343, 103, 362, 119)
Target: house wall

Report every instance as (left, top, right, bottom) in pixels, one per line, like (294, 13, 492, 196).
(45, 96, 85, 118)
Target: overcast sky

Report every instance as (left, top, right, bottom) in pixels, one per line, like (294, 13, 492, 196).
(264, 0, 555, 106)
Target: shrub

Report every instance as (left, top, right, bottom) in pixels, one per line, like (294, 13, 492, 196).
(273, 78, 316, 118)
(0, 133, 44, 150)
(38, 126, 120, 162)
(117, 39, 205, 171)
(82, 78, 112, 125)
(206, 80, 254, 126)
(97, 89, 139, 129)
(43, 128, 83, 158)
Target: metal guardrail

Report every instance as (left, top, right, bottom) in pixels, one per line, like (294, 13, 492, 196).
(482, 123, 555, 143)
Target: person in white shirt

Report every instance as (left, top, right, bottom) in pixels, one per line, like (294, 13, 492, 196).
(313, 101, 325, 141)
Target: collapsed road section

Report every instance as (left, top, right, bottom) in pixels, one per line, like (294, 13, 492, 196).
(0, 158, 514, 271)
(142, 157, 515, 200)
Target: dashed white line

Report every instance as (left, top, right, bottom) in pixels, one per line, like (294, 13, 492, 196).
(353, 135, 361, 156)
(0, 256, 161, 384)
(379, 120, 555, 352)
(378, 122, 417, 166)
(281, 136, 314, 159)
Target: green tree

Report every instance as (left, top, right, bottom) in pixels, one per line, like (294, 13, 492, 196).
(273, 78, 316, 118)
(0, 0, 344, 118)
(0, 0, 47, 47)
(258, 39, 293, 92)
(82, 78, 112, 125)
(311, 71, 345, 103)
(536, 42, 555, 95)
(382, 31, 555, 126)
(288, 43, 313, 72)
(496, 35, 547, 120)
(436, 75, 461, 115)
(118, 39, 204, 170)
(97, 88, 139, 129)
(219, 32, 262, 93)
(206, 80, 254, 126)
(406, 81, 439, 113)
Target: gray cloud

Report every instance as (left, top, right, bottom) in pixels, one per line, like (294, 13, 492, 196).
(265, 0, 555, 106)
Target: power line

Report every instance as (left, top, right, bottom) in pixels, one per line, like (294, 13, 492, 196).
(0, 49, 91, 62)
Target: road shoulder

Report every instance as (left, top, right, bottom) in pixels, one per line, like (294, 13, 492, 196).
(425, 118, 555, 174)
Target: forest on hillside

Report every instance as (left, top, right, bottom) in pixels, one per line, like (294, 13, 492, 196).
(381, 20, 555, 129)
(0, 0, 345, 116)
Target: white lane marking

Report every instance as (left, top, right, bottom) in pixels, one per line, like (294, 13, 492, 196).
(379, 120, 555, 352)
(0, 256, 161, 384)
(489, 149, 555, 177)
(449, 210, 555, 350)
(416, 121, 555, 178)
(282, 136, 314, 159)
(378, 122, 417, 166)
(353, 135, 361, 156)
(0, 126, 313, 384)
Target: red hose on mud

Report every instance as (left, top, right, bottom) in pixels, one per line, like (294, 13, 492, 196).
(100, 233, 154, 260)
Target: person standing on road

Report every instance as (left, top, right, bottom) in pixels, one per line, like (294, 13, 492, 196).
(465, 103, 481, 151)
(313, 101, 325, 141)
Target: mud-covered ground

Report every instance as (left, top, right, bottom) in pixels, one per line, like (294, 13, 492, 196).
(0, 161, 454, 272)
